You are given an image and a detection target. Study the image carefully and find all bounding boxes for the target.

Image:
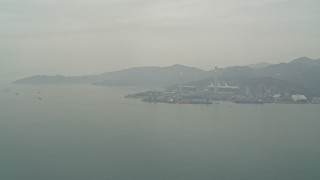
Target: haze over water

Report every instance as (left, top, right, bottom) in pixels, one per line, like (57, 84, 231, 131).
(1, 84, 320, 180)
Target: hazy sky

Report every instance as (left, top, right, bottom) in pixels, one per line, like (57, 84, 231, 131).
(1, 0, 319, 81)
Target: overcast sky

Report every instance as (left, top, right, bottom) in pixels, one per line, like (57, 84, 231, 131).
(1, 0, 319, 81)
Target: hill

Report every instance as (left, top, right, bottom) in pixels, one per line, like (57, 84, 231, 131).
(15, 64, 211, 86)
(15, 57, 320, 96)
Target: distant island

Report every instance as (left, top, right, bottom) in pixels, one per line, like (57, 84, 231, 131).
(15, 57, 320, 103)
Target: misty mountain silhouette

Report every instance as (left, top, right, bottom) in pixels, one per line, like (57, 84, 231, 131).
(15, 57, 320, 95)
(15, 64, 210, 86)
(289, 57, 320, 66)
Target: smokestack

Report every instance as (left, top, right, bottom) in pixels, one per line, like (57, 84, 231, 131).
(179, 72, 183, 93)
(214, 66, 219, 95)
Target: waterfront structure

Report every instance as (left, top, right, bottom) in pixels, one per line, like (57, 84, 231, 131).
(125, 69, 312, 105)
(208, 82, 240, 94)
(292, 94, 307, 102)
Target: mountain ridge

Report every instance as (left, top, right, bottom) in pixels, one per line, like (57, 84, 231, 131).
(14, 56, 320, 96)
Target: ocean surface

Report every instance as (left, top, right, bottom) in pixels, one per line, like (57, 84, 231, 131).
(1, 84, 320, 180)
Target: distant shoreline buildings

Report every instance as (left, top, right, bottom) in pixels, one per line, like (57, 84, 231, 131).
(126, 67, 314, 104)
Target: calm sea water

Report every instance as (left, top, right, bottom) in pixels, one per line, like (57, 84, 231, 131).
(1, 84, 320, 180)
